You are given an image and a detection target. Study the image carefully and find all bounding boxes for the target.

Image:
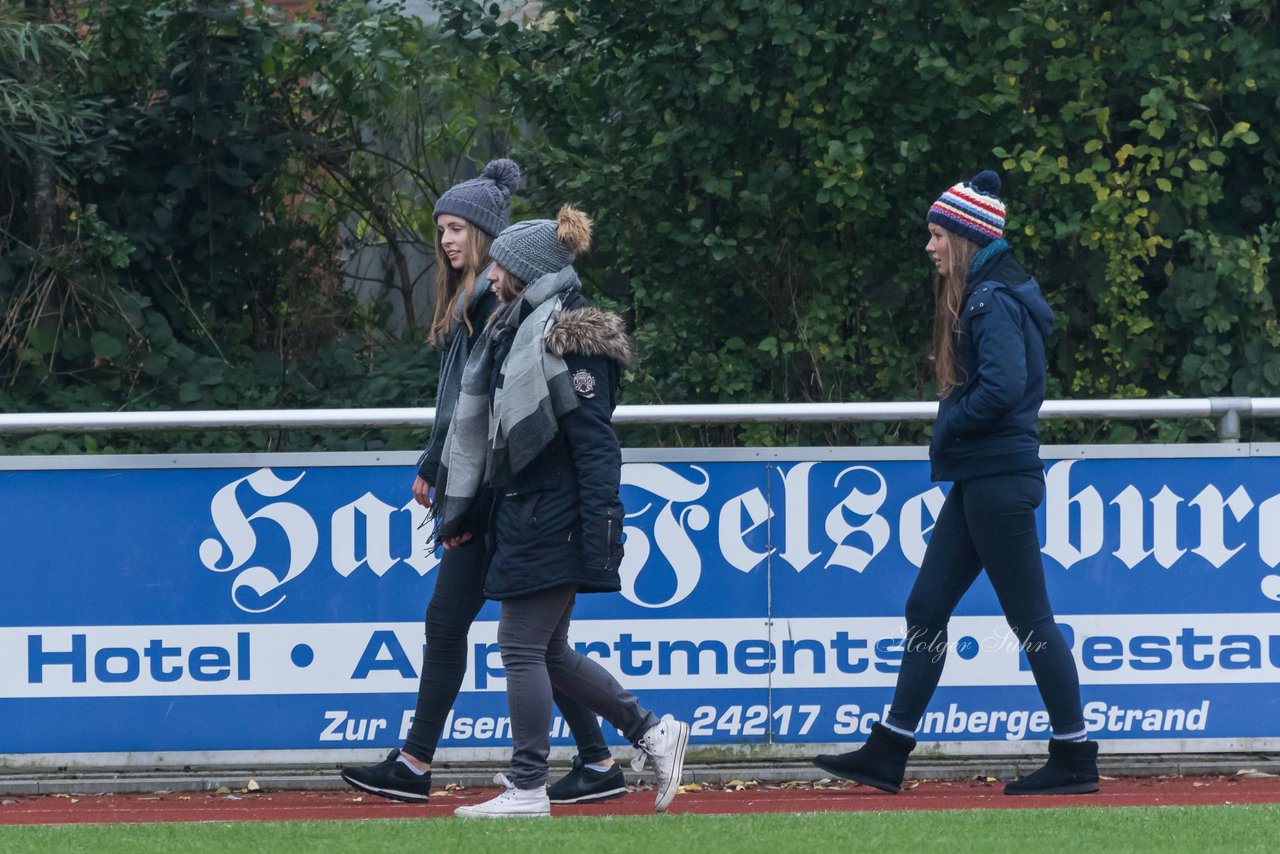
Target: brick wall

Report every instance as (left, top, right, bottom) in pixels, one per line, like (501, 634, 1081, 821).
(272, 0, 314, 17)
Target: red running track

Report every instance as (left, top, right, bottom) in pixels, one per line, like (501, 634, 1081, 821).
(2, 776, 1278, 826)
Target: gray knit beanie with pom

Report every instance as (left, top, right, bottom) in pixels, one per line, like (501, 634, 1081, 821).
(432, 158, 521, 237)
(490, 205, 593, 285)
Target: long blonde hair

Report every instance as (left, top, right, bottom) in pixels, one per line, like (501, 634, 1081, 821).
(931, 230, 980, 397)
(429, 223, 494, 346)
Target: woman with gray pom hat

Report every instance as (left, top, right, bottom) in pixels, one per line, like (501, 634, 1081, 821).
(441, 206, 690, 818)
(342, 163, 615, 808)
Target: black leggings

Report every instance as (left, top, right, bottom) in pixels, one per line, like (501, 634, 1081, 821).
(401, 537, 611, 763)
(885, 471, 1086, 737)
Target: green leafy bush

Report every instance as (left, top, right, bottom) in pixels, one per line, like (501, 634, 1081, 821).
(3, 0, 1278, 454)
(448, 0, 1280, 445)
(1, 0, 509, 453)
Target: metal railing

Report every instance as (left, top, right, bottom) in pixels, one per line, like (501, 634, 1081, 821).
(0, 397, 1274, 441)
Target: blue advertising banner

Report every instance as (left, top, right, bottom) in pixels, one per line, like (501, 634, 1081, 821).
(2, 446, 1278, 766)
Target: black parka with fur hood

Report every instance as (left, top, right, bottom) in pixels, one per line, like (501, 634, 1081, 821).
(482, 292, 633, 600)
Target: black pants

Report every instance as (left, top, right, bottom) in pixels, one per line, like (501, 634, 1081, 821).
(401, 537, 611, 764)
(885, 471, 1086, 737)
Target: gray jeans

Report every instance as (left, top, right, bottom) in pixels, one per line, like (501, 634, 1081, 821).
(498, 583, 659, 789)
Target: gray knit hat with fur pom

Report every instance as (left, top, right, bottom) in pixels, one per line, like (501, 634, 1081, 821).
(490, 205, 593, 284)
(432, 158, 521, 237)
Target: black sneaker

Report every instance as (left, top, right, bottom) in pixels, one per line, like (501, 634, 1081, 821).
(340, 749, 431, 803)
(546, 755, 628, 804)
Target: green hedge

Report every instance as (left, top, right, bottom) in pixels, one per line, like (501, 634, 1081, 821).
(2, 0, 1278, 452)
(453, 0, 1280, 445)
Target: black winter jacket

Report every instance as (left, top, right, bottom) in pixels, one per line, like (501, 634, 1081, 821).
(482, 291, 632, 600)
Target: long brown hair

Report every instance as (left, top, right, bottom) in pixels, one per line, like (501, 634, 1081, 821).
(495, 267, 526, 303)
(428, 223, 494, 346)
(931, 229, 979, 397)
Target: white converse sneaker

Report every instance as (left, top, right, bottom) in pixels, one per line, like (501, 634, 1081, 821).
(635, 714, 690, 813)
(454, 773, 550, 818)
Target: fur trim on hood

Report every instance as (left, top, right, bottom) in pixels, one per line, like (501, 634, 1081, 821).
(545, 307, 634, 366)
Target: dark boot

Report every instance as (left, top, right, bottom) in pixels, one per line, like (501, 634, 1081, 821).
(813, 723, 916, 793)
(1005, 739, 1100, 795)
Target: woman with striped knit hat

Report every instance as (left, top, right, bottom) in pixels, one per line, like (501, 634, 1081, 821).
(813, 170, 1100, 796)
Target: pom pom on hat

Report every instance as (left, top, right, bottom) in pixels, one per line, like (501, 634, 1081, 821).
(555, 205, 593, 254)
(969, 169, 1000, 196)
(927, 170, 1006, 247)
(481, 158, 522, 197)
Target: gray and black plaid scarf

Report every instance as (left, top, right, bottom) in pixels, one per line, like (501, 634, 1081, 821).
(432, 266, 582, 540)
(419, 267, 494, 478)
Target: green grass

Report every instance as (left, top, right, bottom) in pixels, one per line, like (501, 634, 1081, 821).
(2, 805, 1277, 853)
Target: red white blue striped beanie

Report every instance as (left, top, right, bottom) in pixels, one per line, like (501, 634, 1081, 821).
(927, 170, 1005, 247)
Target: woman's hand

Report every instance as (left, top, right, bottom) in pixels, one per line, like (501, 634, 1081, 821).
(412, 475, 433, 508)
(414, 475, 472, 547)
(443, 532, 473, 549)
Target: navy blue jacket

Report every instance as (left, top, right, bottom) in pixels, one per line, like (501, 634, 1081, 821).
(930, 244, 1055, 482)
(483, 290, 630, 600)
